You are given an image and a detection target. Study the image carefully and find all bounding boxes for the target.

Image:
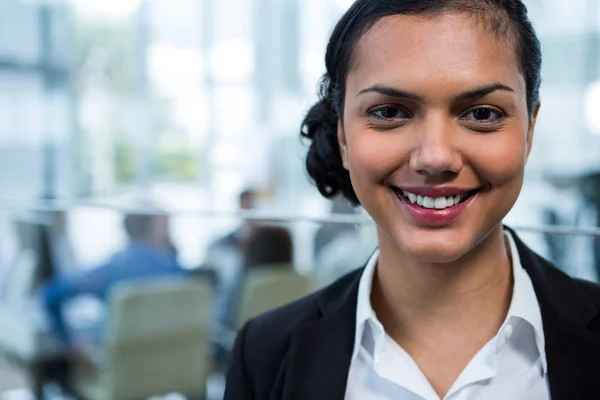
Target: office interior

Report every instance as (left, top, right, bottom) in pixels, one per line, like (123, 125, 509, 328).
(0, 0, 599, 399)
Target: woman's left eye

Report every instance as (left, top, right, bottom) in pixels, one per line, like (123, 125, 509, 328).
(462, 108, 505, 122)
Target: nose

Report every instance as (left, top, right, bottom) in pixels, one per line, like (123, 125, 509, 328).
(409, 116, 463, 177)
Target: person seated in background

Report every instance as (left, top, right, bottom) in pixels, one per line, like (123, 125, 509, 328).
(313, 195, 374, 287)
(217, 225, 293, 328)
(205, 189, 259, 326)
(42, 212, 185, 350)
(244, 226, 293, 270)
(212, 225, 294, 369)
(313, 195, 357, 257)
(203, 189, 259, 278)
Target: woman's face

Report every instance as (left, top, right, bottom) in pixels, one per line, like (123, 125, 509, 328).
(339, 13, 539, 263)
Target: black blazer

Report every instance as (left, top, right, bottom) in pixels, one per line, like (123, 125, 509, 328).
(224, 229, 600, 399)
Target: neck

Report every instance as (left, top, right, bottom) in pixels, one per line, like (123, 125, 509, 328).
(372, 225, 513, 340)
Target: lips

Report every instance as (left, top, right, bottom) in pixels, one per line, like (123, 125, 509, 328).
(394, 187, 480, 210)
(395, 189, 478, 209)
(391, 186, 480, 226)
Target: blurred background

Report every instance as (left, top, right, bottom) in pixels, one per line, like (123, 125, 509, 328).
(0, 0, 599, 399)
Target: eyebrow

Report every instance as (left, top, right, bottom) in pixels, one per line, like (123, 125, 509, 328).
(357, 83, 515, 101)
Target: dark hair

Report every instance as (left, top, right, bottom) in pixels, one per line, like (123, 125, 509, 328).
(239, 189, 258, 210)
(301, 0, 542, 205)
(244, 226, 293, 268)
(123, 213, 155, 240)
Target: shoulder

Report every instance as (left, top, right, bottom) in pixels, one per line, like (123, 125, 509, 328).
(230, 269, 362, 395)
(241, 289, 323, 359)
(243, 268, 362, 343)
(520, 239, 600, 331)
(573, 278, 600, 331)
(573, 278, 600, 307)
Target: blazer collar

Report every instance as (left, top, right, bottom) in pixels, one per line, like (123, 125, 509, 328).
(505, 227, 597, 327)
(279, 269, 362, 400)
(506, 227, 600, 399)
(281, 228, 600, 400)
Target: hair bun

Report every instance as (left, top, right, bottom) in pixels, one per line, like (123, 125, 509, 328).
(301, 78, 359, 205)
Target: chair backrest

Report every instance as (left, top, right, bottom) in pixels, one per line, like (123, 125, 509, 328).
(102, 277, 213, 399)
(235, 266, 315, 329)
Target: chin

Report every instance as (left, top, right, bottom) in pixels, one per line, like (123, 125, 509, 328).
(394, 228, 481, 264)
(405, 242, 470, 263)
(394, 220, 504, 264)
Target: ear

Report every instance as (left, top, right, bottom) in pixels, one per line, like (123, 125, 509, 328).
(525, 101, 541, 161)
(337, 120, 350, 171)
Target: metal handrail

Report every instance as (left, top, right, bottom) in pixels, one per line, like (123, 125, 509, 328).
(0, 198, 599, 237)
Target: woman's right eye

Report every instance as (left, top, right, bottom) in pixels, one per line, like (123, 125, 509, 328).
(369, 105, 410, 120)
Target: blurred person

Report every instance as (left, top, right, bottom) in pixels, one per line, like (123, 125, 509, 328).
(314, 195, 357, 256)
(0, 215, 68, 400)
(244, 226, 293, 269)
(226, 1, 600, 399)
(42, 212, 184, 350)
(38, 212, 185, 395)
(204, 189, 259, 325)
(216, 225, 293, 331)
(203, 189, 259, 279)
(314, 195, 373, 287)
(316, 228, 374, 288)
(214, 226, 294, 369)
(541, 208, 565, 266)
(232, 225, 294, 321)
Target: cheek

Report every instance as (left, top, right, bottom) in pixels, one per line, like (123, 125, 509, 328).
(344, 127, 411, 181)
(467, 134, 528, 187)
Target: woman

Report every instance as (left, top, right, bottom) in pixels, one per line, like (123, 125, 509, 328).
(224, 1, 600, 399)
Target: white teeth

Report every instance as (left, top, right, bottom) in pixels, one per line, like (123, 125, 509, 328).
(434, 197, 447, 209)
(422, 197, 435, 209)
(400, 190, 468, 210)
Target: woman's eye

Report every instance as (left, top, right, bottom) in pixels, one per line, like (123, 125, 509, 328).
(463, 108, 505, 122)
(370, 106, 409, 120)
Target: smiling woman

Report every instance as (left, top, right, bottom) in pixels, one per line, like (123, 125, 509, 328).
(224, 1, 600, 400)
(336, 12, 535, 265)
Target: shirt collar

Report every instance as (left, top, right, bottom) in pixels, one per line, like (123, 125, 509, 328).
(352, 230, 547, 374)
(503, 230, 547, 373)
(352, 248, 382, 362)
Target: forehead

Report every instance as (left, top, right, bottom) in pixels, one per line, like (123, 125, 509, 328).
(348, 13, 525, 96)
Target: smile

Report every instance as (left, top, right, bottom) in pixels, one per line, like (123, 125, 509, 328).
(391, 187, 480, 226)
(397, 189, 479, 210)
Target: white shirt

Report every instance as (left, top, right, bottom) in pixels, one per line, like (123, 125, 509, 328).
(345, 231, 550, 400)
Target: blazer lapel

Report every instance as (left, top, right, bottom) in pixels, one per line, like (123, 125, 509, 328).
(280, 270, 361, 400)
(542, 313, 600, 399)
(509, 228, 600, 399)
